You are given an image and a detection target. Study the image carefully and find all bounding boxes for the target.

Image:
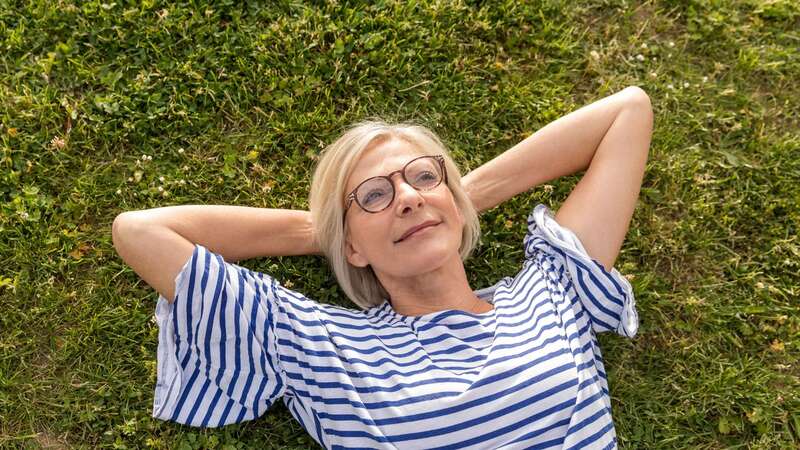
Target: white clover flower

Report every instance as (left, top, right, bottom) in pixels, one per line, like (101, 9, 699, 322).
(636, 54, 645, 61)
(649, 72, 658, 78)
(683, 82, 690, 88)
(162, 191, 170, 198)
(178, 148, 185, 154)
(702, 76, 709, 83)
(590, 50, 600, 60)
(147, 155, 153, 161)
(182, 165, 189, 171)
(668, 84, 675, 90)
(50, 136, 66, 150)
(157, 186, 164, 192)
(20, 211, 29, 219)
(159, 176, 165, 182)
(179, 180, 186, 185)
(668, 41, 675, 48)
(640, 43, 648, 49)
(141, 154, 148, 161)
(116, 189, 122, 195)
(127, 177, 133, 182)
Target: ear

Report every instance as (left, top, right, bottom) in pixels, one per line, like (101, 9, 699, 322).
(345, 233, 369, 268)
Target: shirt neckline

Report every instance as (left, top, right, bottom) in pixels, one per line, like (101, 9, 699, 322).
(380, 285, 499, 324)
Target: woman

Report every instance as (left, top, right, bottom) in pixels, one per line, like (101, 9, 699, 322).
(112, 86, 653, 449)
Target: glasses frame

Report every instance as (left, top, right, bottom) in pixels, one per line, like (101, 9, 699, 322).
(344, 154, 448, 215)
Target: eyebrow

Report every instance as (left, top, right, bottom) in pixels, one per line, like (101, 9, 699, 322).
(360, 154, 430, 179)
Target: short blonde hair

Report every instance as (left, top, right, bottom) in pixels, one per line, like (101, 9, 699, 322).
(309, 120, 481, 310)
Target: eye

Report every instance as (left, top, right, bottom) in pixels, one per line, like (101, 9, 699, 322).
(363, 189, 387, 205)
(415, 171, 437, 182)
(412, 170, 439, 187)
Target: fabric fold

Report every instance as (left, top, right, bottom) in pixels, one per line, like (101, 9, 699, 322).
(152, 244, 288, 427)
(523, 204, 639, 338)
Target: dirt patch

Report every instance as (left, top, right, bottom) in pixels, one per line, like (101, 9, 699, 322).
(33, 431, 69, 450)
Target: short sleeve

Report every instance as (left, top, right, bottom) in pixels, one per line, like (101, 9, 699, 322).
(523, 204, 639, 338)
(152, 243, 289, 427)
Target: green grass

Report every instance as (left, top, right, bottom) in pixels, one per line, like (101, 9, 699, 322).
(1, 0, 798, 448)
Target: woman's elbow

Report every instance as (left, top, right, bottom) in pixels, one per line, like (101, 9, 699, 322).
(621, 86, 654, 138)
(623, 86, 653, 114)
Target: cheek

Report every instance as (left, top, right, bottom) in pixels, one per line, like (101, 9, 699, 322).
(445, 194, 464, 226)
(352, 216, 393, 249)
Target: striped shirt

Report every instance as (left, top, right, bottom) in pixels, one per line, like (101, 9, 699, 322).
(152, 203, 639, 449)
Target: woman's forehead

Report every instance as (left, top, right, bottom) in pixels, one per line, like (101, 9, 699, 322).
(347, 139, 428, 187)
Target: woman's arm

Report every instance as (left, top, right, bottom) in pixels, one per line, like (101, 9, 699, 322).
(461, 86, 647, 213)
(112, 206, 320, 302)
(462, 85, 653, 270)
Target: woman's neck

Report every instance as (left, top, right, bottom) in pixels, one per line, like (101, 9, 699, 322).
(376, 253, 494, 317)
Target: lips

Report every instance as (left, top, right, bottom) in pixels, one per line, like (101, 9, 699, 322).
(396, 221, 440, 243)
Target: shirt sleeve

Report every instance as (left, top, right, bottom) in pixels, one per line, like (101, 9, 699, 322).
(151, 243, 291, 427)
(523, 204, 639, 338)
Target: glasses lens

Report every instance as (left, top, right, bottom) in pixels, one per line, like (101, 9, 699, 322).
(406, 156, 442, 189)
(356, 177, 393, 212)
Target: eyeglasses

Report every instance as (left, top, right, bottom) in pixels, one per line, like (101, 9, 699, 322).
(344, 155, 447, 214)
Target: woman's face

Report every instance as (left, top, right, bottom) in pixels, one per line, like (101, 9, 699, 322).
(343, 138, 465, 278)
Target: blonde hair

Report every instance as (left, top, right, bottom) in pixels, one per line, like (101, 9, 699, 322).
(309, 120, 481, 310)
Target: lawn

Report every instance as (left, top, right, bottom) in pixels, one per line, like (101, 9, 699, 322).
(1, 0, 798, 448)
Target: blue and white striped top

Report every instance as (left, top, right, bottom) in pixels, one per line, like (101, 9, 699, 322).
(152, 203, 639, 449)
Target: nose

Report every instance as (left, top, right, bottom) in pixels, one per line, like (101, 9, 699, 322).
(389, 172, 424, 215)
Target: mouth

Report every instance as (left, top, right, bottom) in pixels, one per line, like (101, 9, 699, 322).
(395, 221, 441, 243)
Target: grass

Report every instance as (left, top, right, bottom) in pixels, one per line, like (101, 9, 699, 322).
(1, 0, 798, 448)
